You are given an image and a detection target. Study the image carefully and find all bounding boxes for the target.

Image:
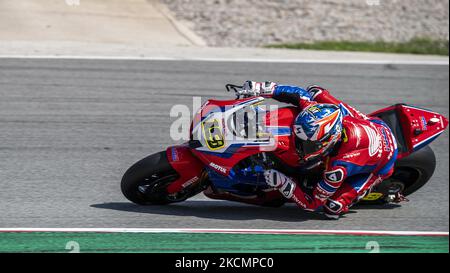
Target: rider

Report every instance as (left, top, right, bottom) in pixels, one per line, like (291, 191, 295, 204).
(240, 81, 398, 219)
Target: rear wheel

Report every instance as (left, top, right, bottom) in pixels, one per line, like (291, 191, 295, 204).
(121, 151, 193, 205)
(394, 145, 436, 195)
(362, 145, 436, 204)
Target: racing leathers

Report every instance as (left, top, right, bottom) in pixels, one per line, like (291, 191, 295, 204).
(250, 82, 399, 218)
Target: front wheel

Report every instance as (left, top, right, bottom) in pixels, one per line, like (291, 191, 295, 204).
(121, 151, 193, 205)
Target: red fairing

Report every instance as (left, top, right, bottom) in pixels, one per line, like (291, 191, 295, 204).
(190, 97, 266, 176)
(397, 105, 448, 152)
(370, 104, 449, 158)
(191, 147, 260, 176)
(190, 102, 302, 176)
(192, 97, 257, 129)
(166, 145, 205, 194)
(265, 107, 302, 167)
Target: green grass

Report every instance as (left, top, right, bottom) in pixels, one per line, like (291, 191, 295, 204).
(266, 38, 449, 56)
(0, 232, 448, 253)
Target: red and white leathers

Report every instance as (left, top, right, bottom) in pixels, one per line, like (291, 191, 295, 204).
(269, 84, 399, 217)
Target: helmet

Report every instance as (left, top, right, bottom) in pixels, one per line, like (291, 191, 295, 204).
(294, 104, 343, 161)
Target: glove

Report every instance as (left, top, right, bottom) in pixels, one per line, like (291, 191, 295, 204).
(264, 169, 296, 199)
(240, 81, 277, 98)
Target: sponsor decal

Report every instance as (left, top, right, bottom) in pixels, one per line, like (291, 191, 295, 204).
(280, 181, 295, 199)
(420, 116, 428, 131)
(361, 124, 381, 157)
(380, 128, 391, 152)
(314, 192, 329, 202)
(291, 195, 311, 210)
(362, 192, 383, 201)
(342, 152, 361, 159)
(209, 162, 227, 174)
(325, 200, 343, 213)
(171, 147, 179, 162)
(324, 169, 344, 183)
(182, 176, 199, 188)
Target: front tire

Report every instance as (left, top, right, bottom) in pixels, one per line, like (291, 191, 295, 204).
(121, 151, 185, 205)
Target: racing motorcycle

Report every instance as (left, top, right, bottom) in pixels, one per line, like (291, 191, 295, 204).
(121, 84, 448, 208)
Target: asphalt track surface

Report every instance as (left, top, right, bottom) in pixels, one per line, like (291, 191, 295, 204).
(0, 58, 448, 231)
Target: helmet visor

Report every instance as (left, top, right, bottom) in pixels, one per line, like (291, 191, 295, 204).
(297, 140, 324, 158)
(297, 133, 334, 161)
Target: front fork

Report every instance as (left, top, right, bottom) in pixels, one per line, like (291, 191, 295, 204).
(165, 145, 206, 194)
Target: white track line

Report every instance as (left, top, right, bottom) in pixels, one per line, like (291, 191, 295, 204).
(0, 228, 447, 236)
(0, 55, 448, 65)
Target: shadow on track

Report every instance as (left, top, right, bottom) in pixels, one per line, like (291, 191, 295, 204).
(91, 200, 400, 222)
(91, 200, 323, 222)
(354, 203, 402, 210)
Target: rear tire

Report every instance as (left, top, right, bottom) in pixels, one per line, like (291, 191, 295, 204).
(121, 151, 183, 205)
(361, 145, 436, 204)
(392, 145, 436, 196)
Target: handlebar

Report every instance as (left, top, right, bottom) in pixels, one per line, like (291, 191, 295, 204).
(225, 84, 247, 99)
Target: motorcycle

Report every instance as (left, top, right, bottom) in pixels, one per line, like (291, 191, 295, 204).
(121, 84, 448, 208)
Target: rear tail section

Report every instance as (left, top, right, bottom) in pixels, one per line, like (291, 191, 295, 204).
(370, 104, 448, 158)
(397, 104, 449, 152)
